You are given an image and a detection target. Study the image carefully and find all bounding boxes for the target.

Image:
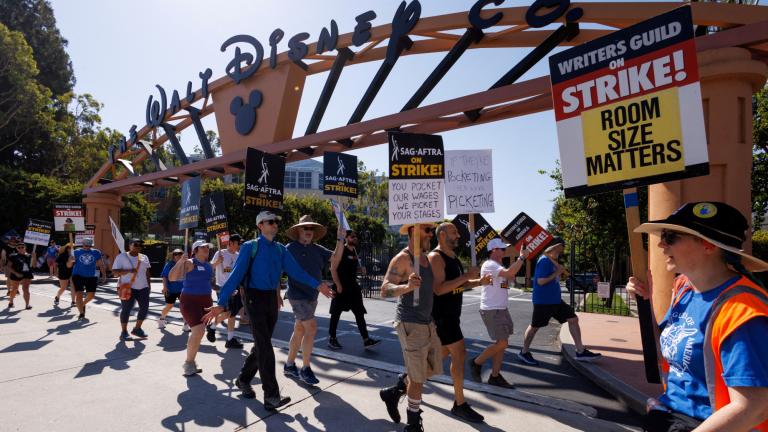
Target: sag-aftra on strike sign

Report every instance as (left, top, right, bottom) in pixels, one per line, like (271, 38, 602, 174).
(550, 6, 709, 197)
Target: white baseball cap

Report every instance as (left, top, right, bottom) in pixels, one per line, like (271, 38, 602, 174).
(486, 238, 511, 251)
(191, 240, 212, 251)
(256, 210, 282, 225)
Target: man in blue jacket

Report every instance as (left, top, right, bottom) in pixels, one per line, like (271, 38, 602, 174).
(203, 211, 333, 411)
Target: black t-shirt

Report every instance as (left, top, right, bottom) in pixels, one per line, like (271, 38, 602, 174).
(9, 252, 31, 274)
(432, 249, 464, 320)
(337, 246, 360, 290)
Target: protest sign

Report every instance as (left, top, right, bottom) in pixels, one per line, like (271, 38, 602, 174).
(500, 212, 553, 257)
(330, 199, 351, 232)
(53, 204, 85, 232)
(24, 219, 52, 246)
(194, 230, 207, 241)
(388, 132, 445, 226)
(451, 214, 498, 260)
(323, 152, 358, 198)
(550, 6, 707, 198)
(179, 177, 201, 230)
(109, 216, 125, 254)
(74, 225, 96, 246)
(244, 148, 286, 213)
(598, 282, 611, 299)
(203, 192, 228, 237)
(445, 150, 494, 214)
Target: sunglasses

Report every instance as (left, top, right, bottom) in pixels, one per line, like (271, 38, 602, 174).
(132, 244, 144, 248)
(172, 252, 183, 256)
(422, 227, 435, 234)
(261, 220, 278, 226)
(660, 230, 690, 245)
(347, 234, 358, 239)
(302, 227, 314, 231)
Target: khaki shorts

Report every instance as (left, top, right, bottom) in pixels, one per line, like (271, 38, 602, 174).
(480, 309, 514, 341)
(394, 321, 443, 384)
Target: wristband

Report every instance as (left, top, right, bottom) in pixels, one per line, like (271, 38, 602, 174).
(337, 238, 344, 242)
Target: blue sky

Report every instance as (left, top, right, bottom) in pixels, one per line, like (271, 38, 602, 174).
(49, 0, 632, 231)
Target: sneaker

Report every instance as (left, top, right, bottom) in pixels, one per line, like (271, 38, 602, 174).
(487, 373, 515, 389)
(206, 325, 216, 342)
(328, 337, 343, 350)
(468, 356, 482, 381)
(363, 337, 381, 349)
(182, 323, 191, 332)
(131, 327, 147, 338)
(264, 395, 291, 411)
(284, 363, 300, 378)
(157, 318, 166, 329)
(451, 401, 485, 423)
(54, 296, 59, 306)
(182, 361, 201, 377)
(575, 348, 602, 362)
(120, 330, 130, 341)
(225, 337, 243, 349)
(234, 376, 256, 399)
(299, 366, 320, 385)
(517, 351, 540, 366)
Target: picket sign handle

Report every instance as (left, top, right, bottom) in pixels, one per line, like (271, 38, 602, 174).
(184, 228, 189, 256)
(469, 214, 477, 267)
(413, 227, 420, 306)
(623, 187, 662, 384)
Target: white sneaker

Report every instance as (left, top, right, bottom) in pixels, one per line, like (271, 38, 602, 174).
(182, 323, 191, 332)
(157, 318, 166, 329)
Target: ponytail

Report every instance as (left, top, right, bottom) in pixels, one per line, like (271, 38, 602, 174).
(723, 251, 766, 290)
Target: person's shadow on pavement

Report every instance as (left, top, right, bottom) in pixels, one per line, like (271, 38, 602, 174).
(75, 340, 146, 378)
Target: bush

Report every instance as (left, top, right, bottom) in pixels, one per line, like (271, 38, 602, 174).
(752, 230, 768, 261)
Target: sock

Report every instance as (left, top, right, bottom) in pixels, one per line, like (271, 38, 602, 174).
(228, 330, 234, 340)
(286, 361, 295, 367)
(407, 396, 421, 413)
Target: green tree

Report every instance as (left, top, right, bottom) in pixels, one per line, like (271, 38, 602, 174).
(752, 86, 768, 228)
(351, 160, 388, 221)
(120, 192, 156, 235)
(0, 0, 75, 96)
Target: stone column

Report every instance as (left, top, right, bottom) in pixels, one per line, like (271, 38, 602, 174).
(648, 47, 768, 321)
(83, 192, 124, 262)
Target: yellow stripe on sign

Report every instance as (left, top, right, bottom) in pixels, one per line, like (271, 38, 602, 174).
(582, 87, 684, 186)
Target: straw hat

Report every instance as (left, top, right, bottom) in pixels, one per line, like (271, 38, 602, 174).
(398, 222, 438, 235)
(635, 201, 768, 272)
(286, 215, 327, 241)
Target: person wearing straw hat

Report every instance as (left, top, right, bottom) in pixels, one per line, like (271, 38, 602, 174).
(518, 236, 601, 366)
(202, 210, 333, 410)
(170, 239, 215, 377)
(379, 223, 441, 431)
(626, 202, 768, 432)
(282, 215, 344, 385)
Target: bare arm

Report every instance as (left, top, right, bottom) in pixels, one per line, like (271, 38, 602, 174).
(380, 254, 419, 298)
(429, 252, 472, 296)
(169, 255, 193, 282)
(499, 258, 526, 279)
(692, 386, 768, 432)
(330, 249, 343, 294)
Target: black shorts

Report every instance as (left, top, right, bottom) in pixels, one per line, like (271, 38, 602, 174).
(164, 291, 181, 304)
(643, 409, 702, 432)
(531, 300, 577, 328)
(434, 314, 463, 346)
(9, 272, 33, 281)
(72, 275, 98, 293)
(227, 291, 243, 313)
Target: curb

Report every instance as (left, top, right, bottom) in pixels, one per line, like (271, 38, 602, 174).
(559, 324, 649, 416)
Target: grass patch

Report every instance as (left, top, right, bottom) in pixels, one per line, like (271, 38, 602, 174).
(582, 293, 631, 316)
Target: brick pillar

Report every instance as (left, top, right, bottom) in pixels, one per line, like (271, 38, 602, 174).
(648, 47, 768, 322)
(83, 192, 124, 261)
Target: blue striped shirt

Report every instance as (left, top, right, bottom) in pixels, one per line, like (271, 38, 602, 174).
(217, 236, 319, 308)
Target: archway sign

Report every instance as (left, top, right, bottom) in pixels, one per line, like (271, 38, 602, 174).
(83, 0, 768, 384)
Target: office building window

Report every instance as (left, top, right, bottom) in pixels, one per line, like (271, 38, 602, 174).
(285, 171, 297, 188)
(297, 171, 312, 189)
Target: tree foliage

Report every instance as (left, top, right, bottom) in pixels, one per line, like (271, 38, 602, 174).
(752, 86, 768, 228)
(120, 193, 156, 236)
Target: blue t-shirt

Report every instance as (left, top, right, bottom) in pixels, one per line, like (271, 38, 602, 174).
(532, 255, 561, 304)
(286, 242, 333, 301)
(161, 261, 184, 293)
(659, 276, 768, 420)
(72, 248, 102, 277)
(46, 246, 58, 258)
(182, 258, 213, 296)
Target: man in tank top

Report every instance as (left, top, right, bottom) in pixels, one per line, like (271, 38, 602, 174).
(427, 222, 491, 424)
(379, 223, 441, 432)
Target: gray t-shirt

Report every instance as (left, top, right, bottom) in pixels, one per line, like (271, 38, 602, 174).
(286, 242, 332, 300)
(395, 257, 434, 325)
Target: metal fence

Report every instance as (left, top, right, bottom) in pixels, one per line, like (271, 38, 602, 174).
(356, 242, 399, 298)
(565, 241, 635, 317)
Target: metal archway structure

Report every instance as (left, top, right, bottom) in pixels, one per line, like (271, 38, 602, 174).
(83, 2, 768, 196)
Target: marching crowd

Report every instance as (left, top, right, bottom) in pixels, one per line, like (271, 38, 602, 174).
(2, 202, 768, 432)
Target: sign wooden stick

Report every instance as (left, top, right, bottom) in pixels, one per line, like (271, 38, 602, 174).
(623, 187, 661, 384)
(469, 213, 477, 267)
(184, 228, 189, 255)
(413, 227, 420, 306)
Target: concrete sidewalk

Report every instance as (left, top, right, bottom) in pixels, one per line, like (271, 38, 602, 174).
(0, 287, 634, 431)
(560, 313, 664, 416)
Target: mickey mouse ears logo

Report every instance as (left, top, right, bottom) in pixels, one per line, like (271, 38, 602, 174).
(693, 203, 717, 219)
(231, 90, 264, 135)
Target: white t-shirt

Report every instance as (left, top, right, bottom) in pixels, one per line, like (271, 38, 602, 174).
(212, 249, 239, 286)
(112, 252, 151, 289)
(480, 259, 510, 310)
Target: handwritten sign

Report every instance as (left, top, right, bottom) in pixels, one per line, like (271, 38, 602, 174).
(445, 150, 493, 214)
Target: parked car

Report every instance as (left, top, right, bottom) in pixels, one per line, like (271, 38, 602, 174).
(565, 273, 600, 292)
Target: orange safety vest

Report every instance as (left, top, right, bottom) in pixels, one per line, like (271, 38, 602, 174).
(665, 275, 768, 430)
